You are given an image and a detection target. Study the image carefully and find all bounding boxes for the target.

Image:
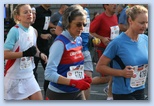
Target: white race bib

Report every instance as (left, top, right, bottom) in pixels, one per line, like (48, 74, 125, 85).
(82, 18, 90, 33)
(43, 16, 51, 30)
(67, 65, 84, 80)
(110, 25, 119, 40)
(130, 64, 148, 88)
(20, 57, 33, 69)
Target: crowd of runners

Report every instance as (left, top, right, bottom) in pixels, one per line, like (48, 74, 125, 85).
(4, 4, 148, 100)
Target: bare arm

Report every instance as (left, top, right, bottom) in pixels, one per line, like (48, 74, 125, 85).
(49, 22, 56, 29)
(90, 32, 103, 40)
(40, 34, 52, 40)
(96, 55, 134, 78)
(90, 32, 111, 46)
(4, 50, 23, 60)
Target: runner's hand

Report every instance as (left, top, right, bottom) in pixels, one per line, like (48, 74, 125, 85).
(123, 66, 134, 78)
(101, 37, 111, 46)
(69, 79, 90, 90)
(83, 74, 92, 84)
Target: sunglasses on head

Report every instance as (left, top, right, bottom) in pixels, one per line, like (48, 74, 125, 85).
(76, 22, 87, 27)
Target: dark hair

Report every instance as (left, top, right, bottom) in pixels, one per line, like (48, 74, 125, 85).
(102, 4, 109, 10)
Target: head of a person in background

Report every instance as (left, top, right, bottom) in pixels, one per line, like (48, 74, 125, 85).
(41, 4, 51, 10)
(102, 4, 117, 16)
(116, 4, 125, 14)
(13, 4, 33, 26)
(59, 4, 69, 15)
(31, 7, 36, 24)
(62, 4, 87, 38)
(126, 5, 148, 34)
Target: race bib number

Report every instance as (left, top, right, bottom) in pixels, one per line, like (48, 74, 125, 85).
(130, 64, 148, 88)
(110, 25, 119, 40)
(82, 18, 90, 33)
(43, 16, 51, 30)
(67, 65, 84, 80)
(20, 57, 33, 69)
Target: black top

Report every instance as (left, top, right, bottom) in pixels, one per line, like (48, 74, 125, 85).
(32, 5, 52, 52)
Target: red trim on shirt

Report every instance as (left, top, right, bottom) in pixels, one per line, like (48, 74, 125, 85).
(4, 46, 20, 76)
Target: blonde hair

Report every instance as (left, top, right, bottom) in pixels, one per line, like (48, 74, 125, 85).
(13, 4, 31, 24)
(126, 5, 148, 23)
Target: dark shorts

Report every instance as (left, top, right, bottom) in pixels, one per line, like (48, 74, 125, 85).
(46, 88, 84, 100)
(113, 89, 145, 100)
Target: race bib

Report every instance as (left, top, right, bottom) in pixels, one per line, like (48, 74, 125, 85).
(82, 18, 90, 33)
(43, 16, 51, 30)
(20, 57, 33, 69)
(67, 65, 84, 80)
(110, 25, 119, 40)
(130, 64, 148, 88)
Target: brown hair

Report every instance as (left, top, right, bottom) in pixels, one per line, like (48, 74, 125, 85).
(62, 4, 87, 30)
